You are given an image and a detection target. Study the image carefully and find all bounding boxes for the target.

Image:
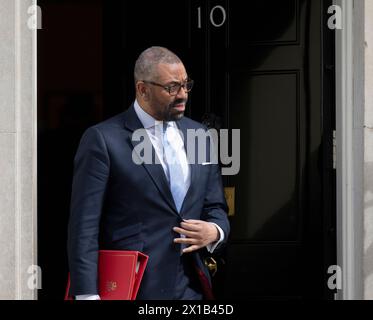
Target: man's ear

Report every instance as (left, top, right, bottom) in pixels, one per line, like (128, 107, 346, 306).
(137, 82, 149, 100)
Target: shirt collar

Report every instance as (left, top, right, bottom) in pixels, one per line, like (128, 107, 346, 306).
(134, 100, 160, 129)
(134, 100, 176, 130)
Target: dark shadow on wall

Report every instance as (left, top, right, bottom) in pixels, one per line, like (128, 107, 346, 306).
(37, 0, 103, 300)
(38, 94, 100, 299)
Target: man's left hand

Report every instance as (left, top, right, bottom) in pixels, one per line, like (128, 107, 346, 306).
(173, 220, 219, 254)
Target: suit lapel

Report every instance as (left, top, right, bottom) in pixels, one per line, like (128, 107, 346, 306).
(124, 105, 179, 214)
(175, 119, 200, 212)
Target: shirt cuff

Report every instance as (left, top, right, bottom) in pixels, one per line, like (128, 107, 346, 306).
(206, 223, 224, 253)
(75, 294, 101, 300)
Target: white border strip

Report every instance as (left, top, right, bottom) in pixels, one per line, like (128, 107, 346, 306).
(335, 0, 364, 300)
(13, 0, 38, 300)
(33, 0, 38, 301)
(14, 0, 22, 300)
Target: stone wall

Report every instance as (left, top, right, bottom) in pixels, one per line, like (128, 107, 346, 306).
(0, 0, 37, 300)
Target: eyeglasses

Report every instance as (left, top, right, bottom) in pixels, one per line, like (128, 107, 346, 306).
(141, 79, 194, 96)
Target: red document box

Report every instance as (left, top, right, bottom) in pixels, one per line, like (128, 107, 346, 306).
(65, 250, 149, 300)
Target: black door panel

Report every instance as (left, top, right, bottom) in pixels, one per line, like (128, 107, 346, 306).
(102, 0, 336, 299)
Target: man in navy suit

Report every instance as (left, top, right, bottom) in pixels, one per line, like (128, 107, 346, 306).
(67, 47, 230, 300)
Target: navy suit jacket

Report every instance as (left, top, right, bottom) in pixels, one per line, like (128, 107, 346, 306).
(67, 104, 230, 299)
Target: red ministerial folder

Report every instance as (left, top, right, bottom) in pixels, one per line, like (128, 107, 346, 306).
(65, 250, 148, 300)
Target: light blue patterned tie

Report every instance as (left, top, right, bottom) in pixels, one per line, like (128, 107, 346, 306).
(162, 122, 187, 213)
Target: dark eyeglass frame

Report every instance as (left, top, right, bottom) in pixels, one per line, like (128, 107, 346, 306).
(140, 79, 194, 96)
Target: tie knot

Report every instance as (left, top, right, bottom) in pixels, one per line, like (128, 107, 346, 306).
(163, 121, 169, 134)
(163, 122, 176, 142)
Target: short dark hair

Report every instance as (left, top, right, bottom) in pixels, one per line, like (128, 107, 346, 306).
(134, 46, 182, 83)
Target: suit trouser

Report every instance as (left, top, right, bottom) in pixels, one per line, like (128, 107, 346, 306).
(173, 254, 203, 300)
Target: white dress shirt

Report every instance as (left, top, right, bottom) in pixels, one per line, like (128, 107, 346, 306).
(134, 100, 191, 189)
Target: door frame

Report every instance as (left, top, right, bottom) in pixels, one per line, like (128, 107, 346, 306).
(334, 0, 364, 300)
(28, 0, 365, 300)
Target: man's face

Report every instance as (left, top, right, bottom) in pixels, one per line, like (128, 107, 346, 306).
(146, 63, 189, 121)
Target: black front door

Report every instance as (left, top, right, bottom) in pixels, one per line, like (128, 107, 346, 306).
(37, 0, 336, 300)
(206, 0, 336, 299)
(104, 0, 336, 300)
(103, 0, 336, 300)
